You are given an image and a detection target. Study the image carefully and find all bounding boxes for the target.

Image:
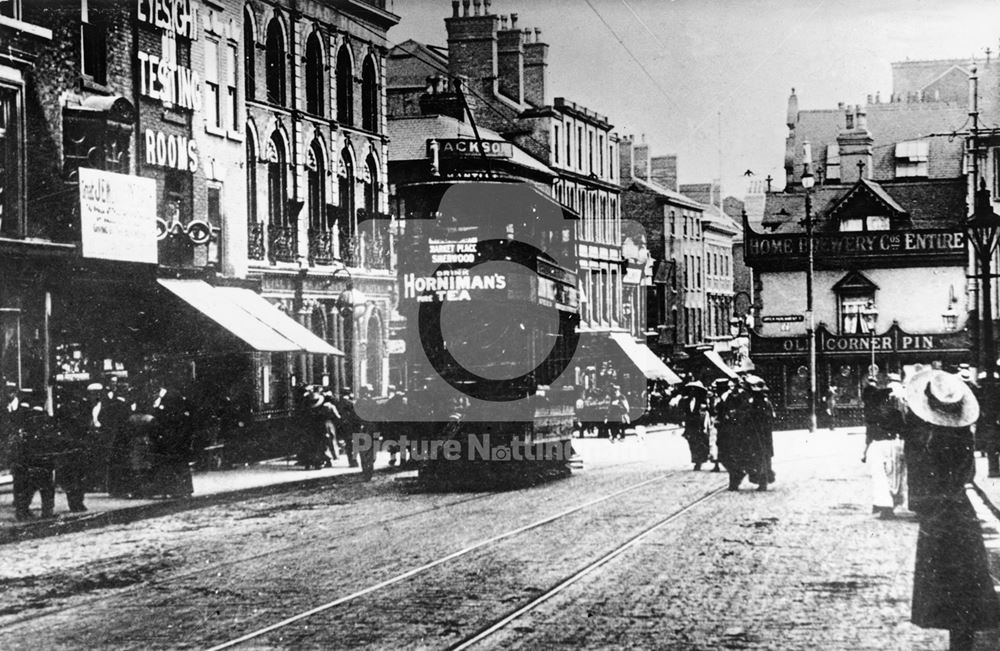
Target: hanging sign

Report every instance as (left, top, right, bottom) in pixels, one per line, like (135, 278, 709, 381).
(79, 168, 158, 264)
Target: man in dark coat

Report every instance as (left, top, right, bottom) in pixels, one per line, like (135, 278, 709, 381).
(681, 382, 710, 470)
(10, 404, 59, 520)
(905, 369, 1000, 651)
(726, 375, 775, 491)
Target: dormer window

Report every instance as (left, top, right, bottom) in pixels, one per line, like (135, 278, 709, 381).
(895, 140, 928, 178)
(825, 145, 840, 183)
(839, 215, 891, 233)
(833, 271, 878, 335)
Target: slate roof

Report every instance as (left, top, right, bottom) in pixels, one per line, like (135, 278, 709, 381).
(388, 40, 448, 89)
(387, 114, 555, 177)
(754, 178, 967, 235)
(629, 178, 704, 210)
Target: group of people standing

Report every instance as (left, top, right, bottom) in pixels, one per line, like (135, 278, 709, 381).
(677, 374, 776, 491)
(3, 380, 196, 521)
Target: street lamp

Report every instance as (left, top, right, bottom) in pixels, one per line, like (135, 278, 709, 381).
(801, 141, 818, 433)
(967, 177, 1000, 476)
(329, 266, 367, 392)
(862, 300, 878, 379)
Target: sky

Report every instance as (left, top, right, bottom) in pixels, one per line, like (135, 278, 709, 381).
(385, 0, 1000, 198)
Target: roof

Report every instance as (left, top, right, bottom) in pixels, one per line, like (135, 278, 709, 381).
(629, 177, 704, 211)
(754, 177, 967, 235)
(387, 114, 556, 177)
(388, 40, 449, 89)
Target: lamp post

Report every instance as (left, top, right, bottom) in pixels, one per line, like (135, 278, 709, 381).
(331, 266, 367, 393)
(862, 300, 878, 380)
(801, 142, 817, 433)
(967, 178, 1000, 476)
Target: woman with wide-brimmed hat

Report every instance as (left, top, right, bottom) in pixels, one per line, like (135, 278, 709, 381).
(906, 370, 1000, 650)
(681, 380, 710, 470)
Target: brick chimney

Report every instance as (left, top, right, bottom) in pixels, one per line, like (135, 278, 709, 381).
(784, 88, 799, 187)
(633, 136, 651, 183)
(619, 134, 635, 184)
(650, 155, 678, 192)
(837, 104, 873, 183)
(523, 28, 548, 107)
(497, 14, 524, 104)
(446, 0, 500, 101)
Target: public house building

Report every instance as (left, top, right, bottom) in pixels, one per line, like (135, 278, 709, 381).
(746, 92, 971, 426)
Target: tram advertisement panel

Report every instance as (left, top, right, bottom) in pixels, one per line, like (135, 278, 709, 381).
(365, 181, 580, 424)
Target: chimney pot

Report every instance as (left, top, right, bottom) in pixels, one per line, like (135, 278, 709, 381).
(484, 0, 492, 14)
(473, 0, 481, 17)
(462, 0, 470, 17)
(534, 27, 541, 42)
(452, 0, 459, 18)
(500, 14, 508, 29)
(875, 91, 881, 104)
(866, 94, 872, 104)
(510, 13, 518, 29)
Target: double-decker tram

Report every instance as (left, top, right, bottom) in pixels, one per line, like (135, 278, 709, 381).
(391, 180, 580, 488)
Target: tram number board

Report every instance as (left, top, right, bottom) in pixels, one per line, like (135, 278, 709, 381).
(761, 315, 804, 323)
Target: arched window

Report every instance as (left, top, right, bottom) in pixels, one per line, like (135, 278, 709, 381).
(363, 154, 378, 215)
(246, 133, 262, 259)
(305, 32, 324, 116)
(361, 56, 378, 132)
(308, 141, 326, 230)
(265, 18, 285, 105)
(336, 45, 354, 126)
(268, 132, 287, 227)
(243, 10, 255, 99)
(338, 149, 355, 262)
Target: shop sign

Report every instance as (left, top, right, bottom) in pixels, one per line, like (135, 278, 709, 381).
(746, 230, 965, 262)
(751, 324, 969, 357)
(387, 339, 406, 354)
(137, 0, 201, 112)
(78, 168, 158, 264)
(144, 129, 199, 172)
(432, 139, 513, 159)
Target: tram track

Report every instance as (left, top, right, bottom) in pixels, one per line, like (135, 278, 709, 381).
(203, 450, 838, 650)
(0, 454, 665, 635)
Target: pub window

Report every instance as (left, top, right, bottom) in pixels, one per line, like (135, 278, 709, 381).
(243, 12, 256, 100)
(840, 217, 863, 232)
(895, 140, 929, 178)
(336, 45, 354, 126)
(267, 132, 287, 227)
(840, 295, 875, 334)
(0, 85, 22, 237)
(361, 55, 378, 132)
(205, 38, 222, 130)
(265, 18, 286, 106)
(305, 32, 324, 116)
(307, 141, 326, 230)
(81, 0, 107, 85)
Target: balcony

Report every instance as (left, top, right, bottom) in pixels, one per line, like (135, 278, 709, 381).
(308, 228, 335, 266)
(248, 221, 265, 260)
(267, 224, 297, 263)
(356, 209, 393, 271)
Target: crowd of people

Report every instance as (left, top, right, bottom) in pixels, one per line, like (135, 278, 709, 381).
(2, 380, 199, 521)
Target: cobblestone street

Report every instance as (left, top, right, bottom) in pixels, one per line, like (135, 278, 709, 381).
(0, 428, 997, 650)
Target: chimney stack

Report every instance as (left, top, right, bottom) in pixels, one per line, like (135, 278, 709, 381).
(837, 104, 873, 183)
(497, 15, 525, 104)
(523, 28, 548, 107)
(618, 134, 635, 185)
(447, 0, 500, 100)
(633, 136, 651, 183)
(650, 155, 678, 192)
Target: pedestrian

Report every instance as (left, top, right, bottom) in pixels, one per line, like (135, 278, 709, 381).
(54, 400, 89, 513)
(905, 369, 1000, 650)
(9, 402, 58, 520)
(607, 385, 630, 442)
(320, 391, 341, 465)
(338, 388, 360, 468)
(715, 379, 742, 479)
(726, 375, 775, 491)
(681, 381, 710, 470)
(861, 384, 906, 519)
(126, 397, 157, 499)
(103, 382, 132, 498)
(150, 391, 194, 498)
(383, 389, 410, 467)
(824, 385, 838, 431)
(356, 385, 378, 480)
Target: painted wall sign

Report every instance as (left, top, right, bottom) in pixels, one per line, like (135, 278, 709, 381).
(137, 1, 201, 111)
(144, 129, 199, 172)
(137, 0, 197, 39)
(750, 324, 969, 357)
(746, 230, 965, 262)
(430, 139, 514, 159)
(79, 168, 158, 264)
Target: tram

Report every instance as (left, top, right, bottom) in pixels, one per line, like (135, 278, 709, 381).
(390, 180, 580, 487)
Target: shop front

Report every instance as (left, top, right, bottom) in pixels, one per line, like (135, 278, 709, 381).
(750, 323, 971, 428)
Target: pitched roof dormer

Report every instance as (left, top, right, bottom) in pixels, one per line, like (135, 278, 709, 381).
(825, 177, 909, 232)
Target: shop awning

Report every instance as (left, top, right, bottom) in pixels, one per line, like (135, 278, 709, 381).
(608, 332, 682, 384)
(702, 349, 738, 380)
(217, 287, 343, 356)
(157, 279, 342, 356)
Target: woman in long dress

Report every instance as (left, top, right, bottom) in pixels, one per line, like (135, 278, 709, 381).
(681, 382, 710, 470)
(906, 370, 1000, 651)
